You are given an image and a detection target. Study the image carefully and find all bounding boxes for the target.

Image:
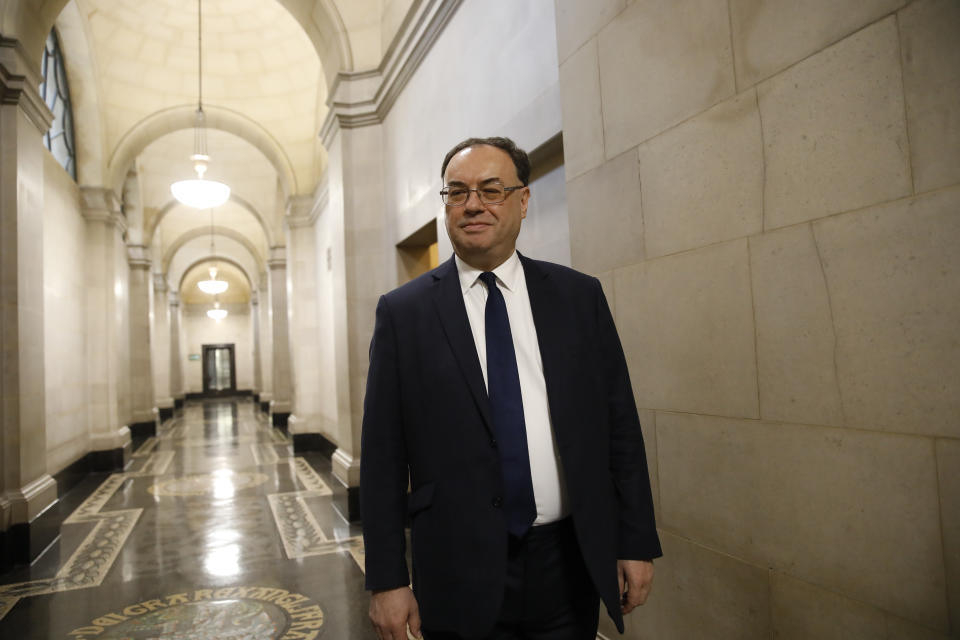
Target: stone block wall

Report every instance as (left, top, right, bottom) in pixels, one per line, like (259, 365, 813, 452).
(555, 0, 960, 636)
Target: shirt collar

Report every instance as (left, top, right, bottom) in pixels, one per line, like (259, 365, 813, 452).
(455, 251, 522, 295)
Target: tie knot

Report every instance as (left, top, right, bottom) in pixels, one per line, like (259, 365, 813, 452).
(479, 271, 498, 290)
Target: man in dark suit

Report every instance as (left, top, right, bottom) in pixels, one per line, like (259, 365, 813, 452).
(361, 137, 661, 639)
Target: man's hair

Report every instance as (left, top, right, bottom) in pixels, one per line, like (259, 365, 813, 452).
(441, 136, 531, 186)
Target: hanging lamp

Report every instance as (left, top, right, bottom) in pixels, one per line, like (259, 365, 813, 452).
(171, 0, 230, 209)
(207, 300, 228, 322)
(198, 209, 229, 295)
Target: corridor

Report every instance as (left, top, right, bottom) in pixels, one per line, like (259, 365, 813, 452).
(0, 400, 374, 639)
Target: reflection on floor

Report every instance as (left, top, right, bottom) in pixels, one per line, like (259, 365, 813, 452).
(0, 399, 374, 639)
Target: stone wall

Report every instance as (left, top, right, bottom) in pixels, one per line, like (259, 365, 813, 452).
(555, 0, 960, 636)
(42, 150, 89, 473)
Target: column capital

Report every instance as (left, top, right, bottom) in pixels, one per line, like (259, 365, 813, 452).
(80, 187, 127, 233)
(285, 181, 328, 229)
(127, 244, 151, 269)
(268, 246, 287, 269)
(0, 38, 54, 136)
(153, 273, 169, 293)
(168, 291, 180, 307)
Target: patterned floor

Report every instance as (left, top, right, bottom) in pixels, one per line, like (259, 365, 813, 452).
(0, 399, 374, 639)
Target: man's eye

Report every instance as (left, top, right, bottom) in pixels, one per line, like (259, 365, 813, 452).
(448, 189, 468, 197)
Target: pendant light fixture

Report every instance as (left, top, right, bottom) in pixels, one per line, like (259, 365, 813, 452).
(198, 209, 229, 295)
(207, 300, 228, 322)
(171, 0, 230, 209)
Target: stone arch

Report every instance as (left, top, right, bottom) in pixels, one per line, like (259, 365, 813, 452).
(163, 226, 265, 276)
(108, 105, 298, 198)
(146, 192, 274, 248)
(176, 255, 255, 295)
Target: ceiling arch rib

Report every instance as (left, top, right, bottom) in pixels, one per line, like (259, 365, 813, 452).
(109, 104, 297, 199)
(167, 234, 259, 297)
(179, 257, 251, 305)
(162, 226, 264, 275)
(146, 192, 275, 248)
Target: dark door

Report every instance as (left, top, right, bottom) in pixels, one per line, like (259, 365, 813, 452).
(202, 344, 236, 396)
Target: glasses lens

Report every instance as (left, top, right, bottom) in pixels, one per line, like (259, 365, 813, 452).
(479, 183, 506, 204)
(444, 188, 468, 205)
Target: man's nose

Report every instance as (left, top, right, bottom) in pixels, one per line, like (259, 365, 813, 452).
(464, 189, 485, 212)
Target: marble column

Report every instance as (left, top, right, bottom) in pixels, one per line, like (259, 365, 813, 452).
(268, 249, 292, 427)
(285, 196, 326, 448)
(81, 187, 131, 470)
(0, 37, 58, 566)
(151, 274, 174, 422)
(127, 245, 155, 434)
(251, 290, 262, 399)
(321, 119, 393, 520)
(256, 272, 274, 414)
(169, 291, 184, 408)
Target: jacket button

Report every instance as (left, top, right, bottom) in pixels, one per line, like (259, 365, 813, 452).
(492, 496, 503, 508)
(490, 438, 497, 448)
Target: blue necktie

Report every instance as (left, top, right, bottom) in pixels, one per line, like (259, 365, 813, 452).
(479, 271, 536, 537)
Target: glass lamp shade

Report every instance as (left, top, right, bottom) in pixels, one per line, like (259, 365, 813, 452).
(171, 178, 230, 209)
(198, 267, 229, 295)
(207, 307, 228, 321)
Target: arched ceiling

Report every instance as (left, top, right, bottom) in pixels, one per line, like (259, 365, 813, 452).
(181, 260, 250, 305)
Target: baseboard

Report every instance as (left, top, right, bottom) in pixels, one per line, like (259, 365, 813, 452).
(128, 420, 156, 439)
(259, 401, 270, 414)
(158, 406, 174, 422)
(292, 433, 338, 459)
(332, 481, 361, 523)
(272, 412, 290, 432)
(174, 397, 185, 409)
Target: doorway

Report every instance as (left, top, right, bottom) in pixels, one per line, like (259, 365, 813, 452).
(202, 343, 237, 396)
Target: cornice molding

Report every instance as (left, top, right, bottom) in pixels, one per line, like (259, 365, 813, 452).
(286, 179, 329, 228)
(320, 0, 464, 146)
(153, 273, 169, 293)
(1, 38, 54, 136)
(268, 246, 286, 270)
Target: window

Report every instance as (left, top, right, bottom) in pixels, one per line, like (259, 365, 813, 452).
(39, 28, 77, 180)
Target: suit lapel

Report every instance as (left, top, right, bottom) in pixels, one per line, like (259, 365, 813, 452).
(431, 256, 494, 434)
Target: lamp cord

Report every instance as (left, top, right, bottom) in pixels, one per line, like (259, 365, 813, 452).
(197, 0, 203, 112)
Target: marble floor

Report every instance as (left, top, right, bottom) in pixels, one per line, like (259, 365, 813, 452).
(0, 399, 375, 639)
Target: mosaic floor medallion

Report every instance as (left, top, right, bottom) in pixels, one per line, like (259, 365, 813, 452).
(70, 587, 324, 640)
(148, 471, 270, 497)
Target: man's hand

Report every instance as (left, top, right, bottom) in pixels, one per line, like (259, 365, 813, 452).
(369, 587, 422, 640)
(617, 559, 654, 614)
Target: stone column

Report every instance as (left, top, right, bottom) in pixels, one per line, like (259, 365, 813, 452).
(151, 273, 174, 422)
(81, 187, 131, 470)
(268, 249, 292, 427)
(0, 37, 58, 568)
(321, 118, 392, 520)
(127, 245, 155, 435)
(285, 196, 325, 448)
(168, 291, 184, 409)
(256, 272, 273, 414)
(251, 290, 262, 400)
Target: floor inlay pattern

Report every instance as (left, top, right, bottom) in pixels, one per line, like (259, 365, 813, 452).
(0, 400, 373, 639)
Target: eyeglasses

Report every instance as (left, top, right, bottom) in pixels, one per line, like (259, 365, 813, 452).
(440, 180, 525, 206)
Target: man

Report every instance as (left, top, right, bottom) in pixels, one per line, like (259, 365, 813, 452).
(361, 137, 661, 640)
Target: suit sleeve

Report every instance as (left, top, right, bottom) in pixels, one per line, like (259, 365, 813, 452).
(360, 295, 411, 590)
(595, 280, 663, 561)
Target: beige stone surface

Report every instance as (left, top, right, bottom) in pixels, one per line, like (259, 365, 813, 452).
(771, 572, 889, 639)
(657, 412, 948, 629)
(638, 90, 763, 258)
(812, 186, 960, 437)
(566, 149, 643, 274)
(759, 17, 911, 229)
(936, 439, 960, 634)
(598, 0, 735, 158)
(558, 37, 605, 179)
(554, 0, 624, 63)
(614, 239, 758, 419)
(749, 224, 844, 426)
(602, 531, 771, 639)
(730, 0, 906, 87)
(899, 0, 960, 194)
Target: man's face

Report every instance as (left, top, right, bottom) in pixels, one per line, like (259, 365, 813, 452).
(443, 145, 529, 271)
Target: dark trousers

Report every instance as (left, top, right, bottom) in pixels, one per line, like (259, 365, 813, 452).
(424, 518, 600, 640)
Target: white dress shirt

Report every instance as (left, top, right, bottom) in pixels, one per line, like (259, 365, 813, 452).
(455, 251, 569, 524)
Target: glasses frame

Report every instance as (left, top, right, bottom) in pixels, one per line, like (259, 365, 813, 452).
(439, 180, 526, 207)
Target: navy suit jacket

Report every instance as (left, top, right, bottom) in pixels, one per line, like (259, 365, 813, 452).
(360, 253, 661, 636)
